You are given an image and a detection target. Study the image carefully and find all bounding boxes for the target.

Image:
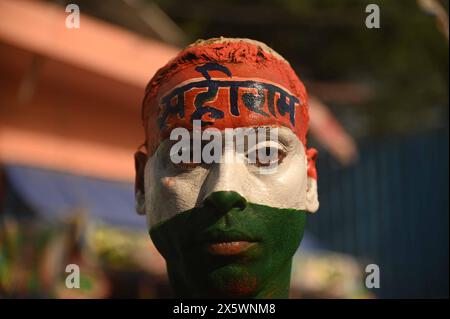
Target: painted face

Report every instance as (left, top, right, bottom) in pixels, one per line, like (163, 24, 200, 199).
(145, 126, 317, 228)
(135, 38, 319, 298)
(137, 126, 318, 298)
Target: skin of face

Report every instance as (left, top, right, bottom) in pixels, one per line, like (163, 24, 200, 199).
(135, 126, 318, 298)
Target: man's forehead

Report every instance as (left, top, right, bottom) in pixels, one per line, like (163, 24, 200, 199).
(142, 38, 310, 156)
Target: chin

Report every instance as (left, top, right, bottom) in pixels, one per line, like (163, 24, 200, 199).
(205, 264, 262, 298)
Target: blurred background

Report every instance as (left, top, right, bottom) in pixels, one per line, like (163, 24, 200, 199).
(0, 0, 448, 298)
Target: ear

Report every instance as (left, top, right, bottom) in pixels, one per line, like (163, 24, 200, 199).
(306, 177, 319, 213)
(305, 148, 319, 213)
(134, 151, 147, 215)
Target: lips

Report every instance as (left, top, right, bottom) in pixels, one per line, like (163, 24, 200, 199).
(195, 229, 259, 256)
(206, 241, 257, 256)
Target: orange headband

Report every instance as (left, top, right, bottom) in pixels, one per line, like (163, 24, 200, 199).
(141, 38, 316, 179)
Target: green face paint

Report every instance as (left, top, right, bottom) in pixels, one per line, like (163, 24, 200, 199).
(150, 191, 307, 298)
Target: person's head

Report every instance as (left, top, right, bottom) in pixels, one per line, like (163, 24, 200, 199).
(135, 37, 319, 298)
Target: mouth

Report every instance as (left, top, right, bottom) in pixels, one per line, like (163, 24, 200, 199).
(206, 241, 257, 256)
(195, 229, 259, 256)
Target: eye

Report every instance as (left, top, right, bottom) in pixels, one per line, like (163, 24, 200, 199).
(172, 147, 203, 170)
(175, 162, 202, 170)
(247, 145, 286, 167)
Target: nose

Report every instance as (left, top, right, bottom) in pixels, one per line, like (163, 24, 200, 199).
(198, 145, 249, 208)
(203, 191, 247, 214)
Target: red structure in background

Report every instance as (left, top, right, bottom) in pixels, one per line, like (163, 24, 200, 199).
(0, 0, 178, 182)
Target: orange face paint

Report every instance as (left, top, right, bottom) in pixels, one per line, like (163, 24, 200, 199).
(141, 38, 317, 179)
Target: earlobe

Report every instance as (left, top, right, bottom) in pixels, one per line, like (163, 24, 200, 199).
(134, 151, 147, 215)
(135, 190, 146, 215)
(305, 177, 319, 213)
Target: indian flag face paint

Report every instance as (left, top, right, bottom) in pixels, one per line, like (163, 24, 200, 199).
(136, 38, 319, 298)
(145, 126, 318, 228)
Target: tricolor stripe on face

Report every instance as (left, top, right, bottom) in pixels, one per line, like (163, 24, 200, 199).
(144, 127, 318, 228)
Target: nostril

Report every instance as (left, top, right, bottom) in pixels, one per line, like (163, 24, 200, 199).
(203, 191, 247, 214)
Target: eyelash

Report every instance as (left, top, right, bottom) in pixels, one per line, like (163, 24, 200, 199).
(171, 145, 287, 170)
(246, 146, 286, 167)
(175, 161, 203, 170)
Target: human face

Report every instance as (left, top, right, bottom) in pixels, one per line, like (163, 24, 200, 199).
(136, 126, 318, 297)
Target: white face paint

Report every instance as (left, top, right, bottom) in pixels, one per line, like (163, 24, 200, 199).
(144, 126, 319, 228)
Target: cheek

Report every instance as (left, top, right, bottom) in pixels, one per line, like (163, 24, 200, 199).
(156, 176, 180, 202)
(158, 176, 189, 201)
(154, 172, 205, 220)
(143, 161, 183, 227)
(256, 154, 308, 209)
(161, 176, 176, 188)
(278, 156, 307, 188)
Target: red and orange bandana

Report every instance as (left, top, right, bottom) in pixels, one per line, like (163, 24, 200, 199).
(142, 38, 317, 179)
